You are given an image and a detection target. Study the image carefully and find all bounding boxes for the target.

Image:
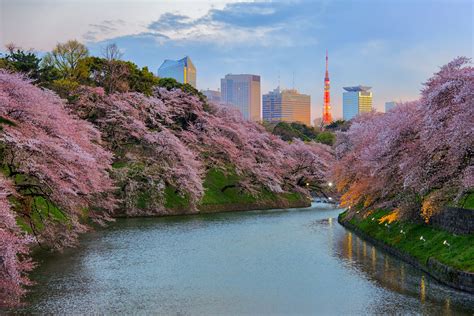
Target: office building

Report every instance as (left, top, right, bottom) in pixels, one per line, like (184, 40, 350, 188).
(343, 86, 373, 120)
(385, 101, 397, 112)
(221, 74, 261, 121)
(202, 89, 221, 103)
(158, 56, 196, 88)
(263, 87, 311, 126)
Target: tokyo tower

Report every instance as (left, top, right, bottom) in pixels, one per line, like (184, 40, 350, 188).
(323, 50, 333, 124)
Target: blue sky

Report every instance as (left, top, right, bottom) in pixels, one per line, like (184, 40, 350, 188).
(2, 0, 473, 121)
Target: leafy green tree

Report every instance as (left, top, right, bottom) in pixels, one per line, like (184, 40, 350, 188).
(42, 40, 89, 79)
(271, 122, 319, 142)
(0, 45, 61, 86)
(2, 49, 41, 80)
(325, 119, 349, 131)
(315, 131, 336, 146)
(290, 122, 319, 139)
(127, 63, 159, 96)
(76, 55, 158, 95)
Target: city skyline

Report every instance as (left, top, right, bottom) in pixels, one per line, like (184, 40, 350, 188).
(2, 0, 472, 121)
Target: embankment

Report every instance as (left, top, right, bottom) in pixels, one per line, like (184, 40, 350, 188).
(338, 210, 474, 293)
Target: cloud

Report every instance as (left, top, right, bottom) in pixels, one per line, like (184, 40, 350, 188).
(83, 19, 128, 42)
(142, 1, 315, 47)
(149, 13, 193, 31)
(89, 23, 117, 34)
(207, 2, 291, 28)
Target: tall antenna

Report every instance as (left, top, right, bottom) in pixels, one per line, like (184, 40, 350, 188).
(326, 49, 328, 74)
(278, 70, 281, 89)
(322, 49, 333, 124)
(292, 71, 295, 89)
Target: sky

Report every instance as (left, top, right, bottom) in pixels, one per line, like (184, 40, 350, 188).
(1, 0, 473, 122)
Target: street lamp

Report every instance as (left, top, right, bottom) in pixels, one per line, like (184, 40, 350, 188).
(328, 182, 333, 187)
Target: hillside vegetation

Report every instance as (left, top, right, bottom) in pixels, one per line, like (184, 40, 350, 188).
(0, 41, 334, 306)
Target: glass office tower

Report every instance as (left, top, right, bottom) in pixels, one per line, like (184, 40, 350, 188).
(263, 87, 311, 126)
(343, 86, 373, 120)
(220, 74, 261, 121)
(157, 56, 196, 88)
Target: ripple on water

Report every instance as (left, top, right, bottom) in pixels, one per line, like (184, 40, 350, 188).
(10, 206, 474, 315)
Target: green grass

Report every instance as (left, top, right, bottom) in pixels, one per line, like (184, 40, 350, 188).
(160, 168, 304, 209)
(111, 160, 128, 169)
(344, 209, 474, 272)
(199, 169, 259, 205)
(459, 192, 474, 210)
(164, 186, 189, 209)
(199, 168, 302, 206)
(14, 195, 67, 234)
(2, 166, 69, 234)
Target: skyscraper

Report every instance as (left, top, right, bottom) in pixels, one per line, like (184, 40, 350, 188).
(385, 101, 396, 112)
(221, 74, 261, 121)
(263, 87, 311, 126)
(202, 89, 221, 103)
(342, 86, 373, 120)
(157, 56, 196, 88)
(323, 50, 333, 124)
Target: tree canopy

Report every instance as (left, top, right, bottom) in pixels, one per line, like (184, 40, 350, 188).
(334, 57, 473, 221)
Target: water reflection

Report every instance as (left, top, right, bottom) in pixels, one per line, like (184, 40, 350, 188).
(335, 226, 474, 315)
(9, 207, 474, 315)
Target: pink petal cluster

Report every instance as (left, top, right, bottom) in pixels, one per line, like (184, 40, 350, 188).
(70, 85, 334, 215)
(0, 71, 115, 305)
(0, 176, 34, 307)
(0, 70, 334, 305)
(334, 57, 473, 219)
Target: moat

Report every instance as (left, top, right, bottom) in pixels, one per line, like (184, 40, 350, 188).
(17, 204, 474, 314)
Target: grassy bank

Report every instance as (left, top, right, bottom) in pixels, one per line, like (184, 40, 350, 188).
(199, 169, 302, 206)
(149, 168, 307, 213)
(340, 209, 474, 272)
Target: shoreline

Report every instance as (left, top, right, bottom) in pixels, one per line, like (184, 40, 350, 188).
(113, 197, 312, 218)
(338, 213, 474, 294)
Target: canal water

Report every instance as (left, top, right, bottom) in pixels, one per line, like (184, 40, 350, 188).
(15, 204, 474, 314)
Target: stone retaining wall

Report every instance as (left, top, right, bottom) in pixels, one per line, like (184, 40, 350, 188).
(429, 207, 474, 235)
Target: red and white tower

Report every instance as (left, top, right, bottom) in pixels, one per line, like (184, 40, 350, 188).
(323, 49, 333, 124)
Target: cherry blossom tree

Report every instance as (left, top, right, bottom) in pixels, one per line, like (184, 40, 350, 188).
(0, 70, 115, 247)
(71, 87, 204, 215)
(71, 85, 335, 212)
(334, 57, 473, 221)
(0, 176, 34, 307)
(283, 139, 334, 194)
